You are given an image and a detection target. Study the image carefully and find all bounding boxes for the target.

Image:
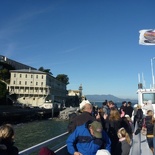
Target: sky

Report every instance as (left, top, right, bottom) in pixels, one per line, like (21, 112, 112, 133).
(1, 0, 155, 100)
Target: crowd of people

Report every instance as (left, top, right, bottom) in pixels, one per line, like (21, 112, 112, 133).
(1, 99, 155, 155)
(66, 99, 155, 155)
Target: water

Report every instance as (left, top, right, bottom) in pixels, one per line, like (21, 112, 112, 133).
(14, 119, 69, 152)
(94, 102, 136, 108)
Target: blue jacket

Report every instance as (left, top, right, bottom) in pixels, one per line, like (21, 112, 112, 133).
(66, 123, 111, 155)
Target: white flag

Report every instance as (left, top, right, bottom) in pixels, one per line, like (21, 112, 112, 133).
(139, 29, 155, 45)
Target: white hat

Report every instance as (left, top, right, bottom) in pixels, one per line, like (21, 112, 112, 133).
(79, 100, 91, 109)
(96, 149, 111, 155)
(125, 114, 130, 118)
(134, 104, 137, 108)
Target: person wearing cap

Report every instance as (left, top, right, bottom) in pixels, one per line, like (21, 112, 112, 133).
(67, 100, 96, 133)
(66, 120, 111, 155)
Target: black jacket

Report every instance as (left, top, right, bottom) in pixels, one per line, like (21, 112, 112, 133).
(0, 141, 18, 155)
(67, 111, 96, 133)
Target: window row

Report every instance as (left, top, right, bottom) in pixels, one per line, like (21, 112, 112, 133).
(13, 81, 44, 86)
(14, 74, 44, 79)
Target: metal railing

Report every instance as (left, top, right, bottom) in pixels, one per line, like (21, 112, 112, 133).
(19, 131, 69, 155)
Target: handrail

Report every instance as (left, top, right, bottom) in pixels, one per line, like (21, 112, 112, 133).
(19, 131, 69, 155)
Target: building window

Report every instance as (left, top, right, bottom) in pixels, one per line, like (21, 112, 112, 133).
(23, 98, 25, 100)
(20, 74, 22, 78)
(13, 81, 15, 84)
(42, 75, 43, 79)
(19, 81, 21, 85)
(36, 75, 38, 78)
(31, 75, 33, 78)
(25, 81, 27, 85)
(25, 74, 27, 78)
(36, 82, 38, 85)
(14, 74, 16, 77)
(41, 82, 43, 86)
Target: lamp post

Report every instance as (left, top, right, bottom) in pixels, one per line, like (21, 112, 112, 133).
(151, 57, 155, 88)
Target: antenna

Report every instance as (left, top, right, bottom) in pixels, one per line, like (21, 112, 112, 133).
(138, 73, 143, 89)
(142, 72, 146, 88)
(138, 73, 140, 83)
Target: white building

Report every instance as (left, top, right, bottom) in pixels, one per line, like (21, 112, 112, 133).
(7, 69, 67, 107)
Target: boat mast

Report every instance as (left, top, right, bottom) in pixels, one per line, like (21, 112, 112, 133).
(151, 57, 155, 88)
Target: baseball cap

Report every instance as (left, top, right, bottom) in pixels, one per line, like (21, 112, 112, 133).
(90, 121, 102, 138)
(79, 100, 91, 109)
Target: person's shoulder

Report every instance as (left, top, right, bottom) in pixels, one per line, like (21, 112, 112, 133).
(7, 145, 19, 155)
(73, 123, 88, 133)
(121, 140, 130, 149)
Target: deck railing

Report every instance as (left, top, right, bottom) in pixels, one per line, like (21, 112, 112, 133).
(19, 131, 69, 155)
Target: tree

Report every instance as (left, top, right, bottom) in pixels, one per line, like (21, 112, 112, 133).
(0, 62, 15, 104)
(38, 67, 53, 75)
(56, 74, 69, 85)
(0, 81, 8, 99)
(0, 62, 14, 81)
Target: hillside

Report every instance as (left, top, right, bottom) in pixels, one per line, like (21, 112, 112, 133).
(85, 94, 137, 103)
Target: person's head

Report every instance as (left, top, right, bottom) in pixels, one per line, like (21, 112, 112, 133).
(122, 101, 127, 107)
(96, 108, 104, 120)
(147, 110, 154, 116)
(0, 124, 15, 142)
(108, 100, 115, 109)
(127, 102, 132, 107)
(102, 101, 107, 106)
(109, 108, 120, 121)
(88, 121, 102, 138)
(38, 147, 56, 155)
(136, 104, 141, 109)
(80, 100, 92, 113)
(125, 115, 132, 122)
(117, 127, 130, 144)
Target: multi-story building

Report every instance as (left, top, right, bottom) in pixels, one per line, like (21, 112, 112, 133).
(0, 55, 36, 70)
(7, 69, 67, 107)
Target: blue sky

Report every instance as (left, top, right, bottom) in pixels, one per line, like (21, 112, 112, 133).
(1, 0, 155, 100)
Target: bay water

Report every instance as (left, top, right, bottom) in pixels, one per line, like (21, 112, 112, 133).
(14, 119, 69, 152)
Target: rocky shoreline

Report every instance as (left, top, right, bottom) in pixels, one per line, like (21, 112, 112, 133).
(0, 106, 60, 125)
